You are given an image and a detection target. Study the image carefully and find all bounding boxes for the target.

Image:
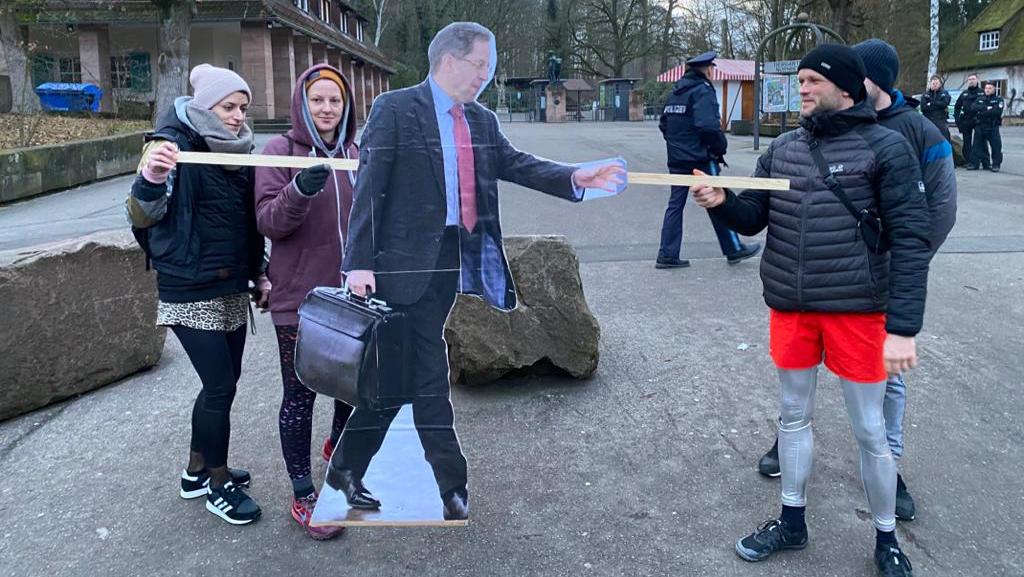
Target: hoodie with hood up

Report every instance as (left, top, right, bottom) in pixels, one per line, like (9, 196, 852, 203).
(255, 64, 359, 325)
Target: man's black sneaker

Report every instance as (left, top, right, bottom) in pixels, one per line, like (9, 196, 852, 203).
(180, 468, 252, 499)
(206, 481, 262, 525)
(735, 519, 808, 562)
(991, 165, 1000, 172)
(727, 242, 762, 264)
(895, 474, 916, 521)
(875, 545, 913, 576)
(758, 438, 781, 478)
(655, 257, 690, 269)
(965, 164, 979, 170)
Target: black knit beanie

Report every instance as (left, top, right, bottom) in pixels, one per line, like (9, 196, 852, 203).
(852, 39, 899, 94)
(798, 44, 867, 102)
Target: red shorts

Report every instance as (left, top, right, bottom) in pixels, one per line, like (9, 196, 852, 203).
(769, 309, 887, 383)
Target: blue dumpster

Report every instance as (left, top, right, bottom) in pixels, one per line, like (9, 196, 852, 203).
(34, 83, 103, 112)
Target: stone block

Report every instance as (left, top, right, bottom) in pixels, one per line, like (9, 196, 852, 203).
(0, 230, 165, 421)
(445, 235, 600, 385)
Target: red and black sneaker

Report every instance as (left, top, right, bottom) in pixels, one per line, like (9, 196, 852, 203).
(291, 492, 345, 540)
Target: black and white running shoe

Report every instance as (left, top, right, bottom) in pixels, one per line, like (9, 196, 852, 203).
(735, 519, 808, 562)
(875, 545, 914, 576)
(206, 481, 261, 525)
(180, 468, 252, 499)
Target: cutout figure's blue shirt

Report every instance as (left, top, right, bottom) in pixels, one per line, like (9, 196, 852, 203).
(428, 76, 463, 226)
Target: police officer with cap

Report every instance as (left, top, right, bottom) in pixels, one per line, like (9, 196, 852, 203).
(656, 51, 760, 269)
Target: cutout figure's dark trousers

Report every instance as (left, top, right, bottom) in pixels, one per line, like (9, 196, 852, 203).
(329, 229, 468, 498)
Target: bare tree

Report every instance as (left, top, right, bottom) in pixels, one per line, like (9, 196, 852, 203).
(367, 0, 389, 46)
(657, 0, 680, 71)
(568, 0, 658, 78)
(150, 0, 193, 121)
(0, 1, 41, 113)
(927, 0, 939, 79)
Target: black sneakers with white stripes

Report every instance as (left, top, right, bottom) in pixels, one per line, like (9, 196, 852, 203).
(180, 468, 252, 499)
(206, 481, 262, 525)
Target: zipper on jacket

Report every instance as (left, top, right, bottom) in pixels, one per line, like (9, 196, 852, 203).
(797, 179, 808, 306)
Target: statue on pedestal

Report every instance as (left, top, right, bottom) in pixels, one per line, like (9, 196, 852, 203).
(546, 52, 562, 87)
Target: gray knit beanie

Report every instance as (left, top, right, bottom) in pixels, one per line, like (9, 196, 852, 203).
(189, 63, 252, 109)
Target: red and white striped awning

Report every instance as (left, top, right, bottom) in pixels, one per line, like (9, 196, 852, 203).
(657, 59, 756, 83)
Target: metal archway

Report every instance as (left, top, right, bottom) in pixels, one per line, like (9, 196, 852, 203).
(753, 14, 844, 150)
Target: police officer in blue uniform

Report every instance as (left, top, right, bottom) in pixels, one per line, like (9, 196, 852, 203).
(656, 51, 760, 269)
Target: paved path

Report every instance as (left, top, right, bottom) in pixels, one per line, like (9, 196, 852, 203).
(1, 122, 1022, 577)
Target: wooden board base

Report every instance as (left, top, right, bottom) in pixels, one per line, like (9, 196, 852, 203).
(310, 405, 468, 528)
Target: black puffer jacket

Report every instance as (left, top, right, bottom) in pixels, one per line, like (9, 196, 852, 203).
(130, 104, 265, 303)
(710, 101, 932, 336)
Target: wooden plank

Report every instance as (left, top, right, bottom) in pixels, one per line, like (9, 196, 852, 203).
(176, 151, 359, 171)
(310, 405, 469, 528)
(175, 151, 790, 190)
(628, 172, 791, 190)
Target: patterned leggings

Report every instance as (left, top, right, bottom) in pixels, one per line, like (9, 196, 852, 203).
(275, 324, 353, 481)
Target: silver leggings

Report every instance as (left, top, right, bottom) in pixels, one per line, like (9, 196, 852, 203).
(777, 367, 897, 531)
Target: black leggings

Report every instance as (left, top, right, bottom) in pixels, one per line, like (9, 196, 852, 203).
(171, 324, 247, 470)
(275, 325, 352, 481)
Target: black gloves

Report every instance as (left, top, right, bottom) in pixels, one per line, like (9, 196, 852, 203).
(295, 164, 332, 196)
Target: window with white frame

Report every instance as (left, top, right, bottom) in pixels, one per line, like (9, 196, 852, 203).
(357, 21, 364, 42)
(319, 0, 331, 23)
(340, 11, 348, 33)
(979, 30, 999, 51)
(294, 0, 309, 11)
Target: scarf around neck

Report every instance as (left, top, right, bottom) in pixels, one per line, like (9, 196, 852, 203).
(179, 98, 255, 166)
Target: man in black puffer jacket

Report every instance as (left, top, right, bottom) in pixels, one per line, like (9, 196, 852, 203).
(756, 38, 958, 525)
(692, 45, 929, 577)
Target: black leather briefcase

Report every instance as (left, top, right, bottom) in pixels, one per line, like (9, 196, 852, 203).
(295, 286, 412, 410)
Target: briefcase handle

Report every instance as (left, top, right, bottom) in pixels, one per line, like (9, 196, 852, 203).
(337, 285, 392, 313)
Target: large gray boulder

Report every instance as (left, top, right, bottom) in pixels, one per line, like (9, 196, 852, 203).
(445, 235, 600, 385)
(0, 230, 164, 421)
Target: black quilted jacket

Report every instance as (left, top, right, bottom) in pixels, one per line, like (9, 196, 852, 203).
(710, 101, 931, 336)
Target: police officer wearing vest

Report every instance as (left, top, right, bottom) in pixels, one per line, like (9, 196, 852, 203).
(656, 51, 760, 269)
(968, 81, 1004, 172)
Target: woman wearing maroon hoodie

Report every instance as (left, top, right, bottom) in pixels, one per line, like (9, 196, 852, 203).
(254, 64, 357, 540)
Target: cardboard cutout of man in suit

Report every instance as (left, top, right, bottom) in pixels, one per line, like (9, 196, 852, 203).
(326, 22, 624, 521)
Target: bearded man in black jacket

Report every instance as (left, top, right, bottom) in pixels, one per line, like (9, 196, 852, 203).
(691, 44, 930, 577)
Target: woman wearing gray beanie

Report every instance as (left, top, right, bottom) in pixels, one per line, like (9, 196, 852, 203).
(126, 63, 267, 525)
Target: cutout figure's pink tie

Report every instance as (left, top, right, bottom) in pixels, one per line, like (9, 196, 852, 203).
(449, 104, 477, 233)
